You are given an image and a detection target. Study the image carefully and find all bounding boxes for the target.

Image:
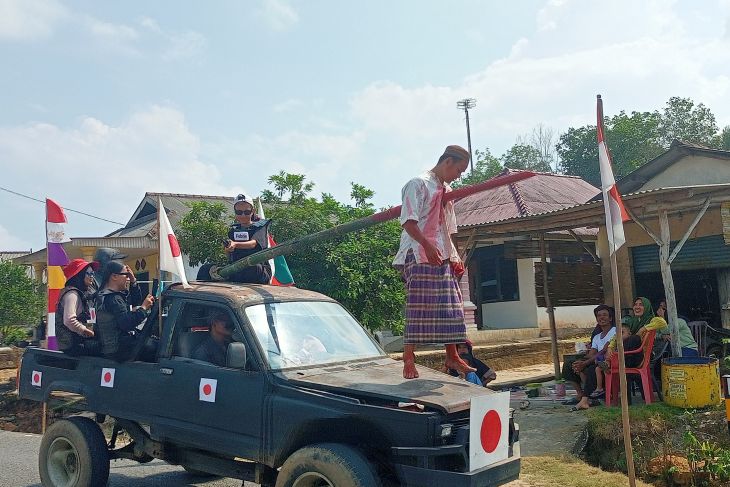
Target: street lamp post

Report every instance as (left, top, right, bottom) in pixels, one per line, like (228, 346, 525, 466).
(456, 98, 476, 172)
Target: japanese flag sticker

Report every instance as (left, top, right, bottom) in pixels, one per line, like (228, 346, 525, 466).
(31, 370, 42, 387)
(469, 391, 510, 471)
(199, 378, 217, 402)
(100, 368, 115, 388)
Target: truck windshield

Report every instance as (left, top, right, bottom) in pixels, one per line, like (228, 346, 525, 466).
(244, 301, 384, 369)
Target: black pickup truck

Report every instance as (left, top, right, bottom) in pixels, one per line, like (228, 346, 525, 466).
(18, 282, 520, 487)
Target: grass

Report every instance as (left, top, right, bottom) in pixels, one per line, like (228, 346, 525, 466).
(519, 456, 654, 487)
(585, 402, 685, 444)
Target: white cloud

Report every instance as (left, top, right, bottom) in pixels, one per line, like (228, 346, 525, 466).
(0, 223, 31, 251)
(0, 0, 68, 41)
(273, 98, 304, 113)
(257, 0, 299, 32)
(536, 0, 568, 32)
(0, 105, 246, 246)
(139, 16, 206, 60)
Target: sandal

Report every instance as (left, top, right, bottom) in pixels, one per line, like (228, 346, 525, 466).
(561, 398, 580, 406)
(589, 389, 605, 399)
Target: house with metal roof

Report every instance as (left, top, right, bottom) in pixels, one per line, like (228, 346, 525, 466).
(454, 169, 601, 338)
(455, 141, 730, 346)
(14, 192, 233, 293)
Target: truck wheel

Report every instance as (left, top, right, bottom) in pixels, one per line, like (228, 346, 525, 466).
(39, 416, 110, 487)
(276, 443, 381, 487)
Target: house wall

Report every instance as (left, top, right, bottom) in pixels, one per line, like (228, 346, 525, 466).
(641, 155, 730, 190)
(537, 305, 598, 330)
(481, 258, 538, 328)
(599, 206, 723, 309)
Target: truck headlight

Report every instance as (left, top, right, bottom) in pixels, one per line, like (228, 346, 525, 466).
(440, 424, 453, 438)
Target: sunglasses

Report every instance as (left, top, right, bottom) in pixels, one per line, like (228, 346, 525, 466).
(84, 269, 95, 277)
(113, 272, 132, 278)
(235, 209, 253, 216)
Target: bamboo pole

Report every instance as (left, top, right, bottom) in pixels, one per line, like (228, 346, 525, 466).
(213, 171, 535, 280)
(539, 233, 561, 380)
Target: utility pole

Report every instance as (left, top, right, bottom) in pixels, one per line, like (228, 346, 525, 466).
(456, 98, 476, 172)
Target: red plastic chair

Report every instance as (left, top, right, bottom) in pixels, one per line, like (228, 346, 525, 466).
(605, 330, 657, 406)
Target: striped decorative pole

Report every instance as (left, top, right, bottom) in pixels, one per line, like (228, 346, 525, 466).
(45, 199, 71, 350)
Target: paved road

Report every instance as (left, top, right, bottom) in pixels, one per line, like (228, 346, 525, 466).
(0, 430, 254, 487)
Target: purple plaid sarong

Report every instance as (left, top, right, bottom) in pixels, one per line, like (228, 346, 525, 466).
(399, 250, 466, 345)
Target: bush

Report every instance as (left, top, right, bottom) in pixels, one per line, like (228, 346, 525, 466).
(0, 324, 30, 346)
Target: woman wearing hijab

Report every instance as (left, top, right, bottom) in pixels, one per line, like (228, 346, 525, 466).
(56, 258, 100, 356)
(627, 297, 668, 338)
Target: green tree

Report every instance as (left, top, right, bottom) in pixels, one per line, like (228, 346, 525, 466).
(263, 180, 405, 333)
(557, 111, 664, 186)
(659, 96, 719, 147)
(452, 147, 503, 188)
(350, 183, 375, 209)
(501, 143, 551, 172)
(720, 126, 730, 150)
(0, 260, 44, 331)
(177, 201, 230, 267)
(267, 171, 315, 203)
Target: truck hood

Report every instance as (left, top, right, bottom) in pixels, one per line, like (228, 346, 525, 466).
(280, 357, 493, 414)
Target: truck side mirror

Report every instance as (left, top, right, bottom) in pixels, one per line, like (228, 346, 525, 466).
(227, 342, 247, 369)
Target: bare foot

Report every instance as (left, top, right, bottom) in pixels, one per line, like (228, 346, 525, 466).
(444, 356, 476, 375)
(402, 344, 419, 379)
(403, 360, 419, 379)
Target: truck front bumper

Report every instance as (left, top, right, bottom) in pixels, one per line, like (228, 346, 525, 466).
(391, 425, 521, 487)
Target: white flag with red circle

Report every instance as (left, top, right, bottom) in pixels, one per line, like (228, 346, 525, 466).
(199, 378, 217, 402)
(31, 370, 42, 387)
(158, 198, 191, 288)
(100, 368, 116, 388)
(469, 391, 510, 471)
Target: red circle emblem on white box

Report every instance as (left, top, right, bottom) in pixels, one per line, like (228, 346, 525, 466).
(199, 378, 217, 402)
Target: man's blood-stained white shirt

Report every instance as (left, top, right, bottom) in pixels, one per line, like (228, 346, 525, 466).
(393, 171, 459, 265)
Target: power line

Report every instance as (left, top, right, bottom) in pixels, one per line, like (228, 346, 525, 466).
(0, 186, 125, 226)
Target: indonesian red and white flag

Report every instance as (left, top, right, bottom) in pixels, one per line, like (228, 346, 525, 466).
(597, 95, 630, 254)
(158, 198, 191, 288)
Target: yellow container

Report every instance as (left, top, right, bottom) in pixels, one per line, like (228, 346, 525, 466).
(661, 357, 722, 408)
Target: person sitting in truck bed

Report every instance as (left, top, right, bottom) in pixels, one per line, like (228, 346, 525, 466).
(56, 258, 100, 356)
(95, 261, 155, 361)
(191, 313, 234, 366)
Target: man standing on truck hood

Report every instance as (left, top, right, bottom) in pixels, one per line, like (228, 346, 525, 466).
(394, 145, 476, 379)
(95, 261, 155, 361)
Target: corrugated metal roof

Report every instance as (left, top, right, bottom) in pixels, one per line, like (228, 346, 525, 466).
(455, 169, 599, 227)
(459, 183, 730, 230)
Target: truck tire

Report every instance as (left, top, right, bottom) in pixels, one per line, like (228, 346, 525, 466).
(39, 416, 110, 487)
(276, 443, 381, 487)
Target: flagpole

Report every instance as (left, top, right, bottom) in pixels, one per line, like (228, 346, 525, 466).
(598, 95, 636, 487)
(157, 198, 163, 333)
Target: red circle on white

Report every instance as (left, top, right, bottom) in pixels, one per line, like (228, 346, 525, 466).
(103, 372, 112, 383)
(479, 409, 502, 453)
(203, 384, 212, 396)
(33, 373, 40, 384)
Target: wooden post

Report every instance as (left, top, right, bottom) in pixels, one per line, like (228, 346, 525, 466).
(540, 234, 561, 380)
(659, 209, 682, 357)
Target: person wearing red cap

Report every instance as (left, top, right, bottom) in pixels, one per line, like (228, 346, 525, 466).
(56, 258, 100, 356)
(393, 145, 476, 379)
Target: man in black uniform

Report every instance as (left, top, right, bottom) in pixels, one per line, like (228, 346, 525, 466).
(95, 261, 155, 361)
(223, 194, 272, 284)
(192, 313, 234, 366)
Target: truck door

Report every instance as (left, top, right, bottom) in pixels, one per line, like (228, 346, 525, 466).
(152, 300, 266, 461)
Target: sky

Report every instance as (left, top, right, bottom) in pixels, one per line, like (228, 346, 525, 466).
(2, 0, 730, 252)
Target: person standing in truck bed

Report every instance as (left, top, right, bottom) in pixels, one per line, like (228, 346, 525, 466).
(394, 145, 476, 380)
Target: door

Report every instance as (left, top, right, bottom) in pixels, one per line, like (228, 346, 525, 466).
(151, 300, 267, 460)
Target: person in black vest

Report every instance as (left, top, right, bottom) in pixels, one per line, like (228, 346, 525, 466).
(56, 259, 100, 356)
(95, 261, 155, 361)
(223, 194, 272, 284)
